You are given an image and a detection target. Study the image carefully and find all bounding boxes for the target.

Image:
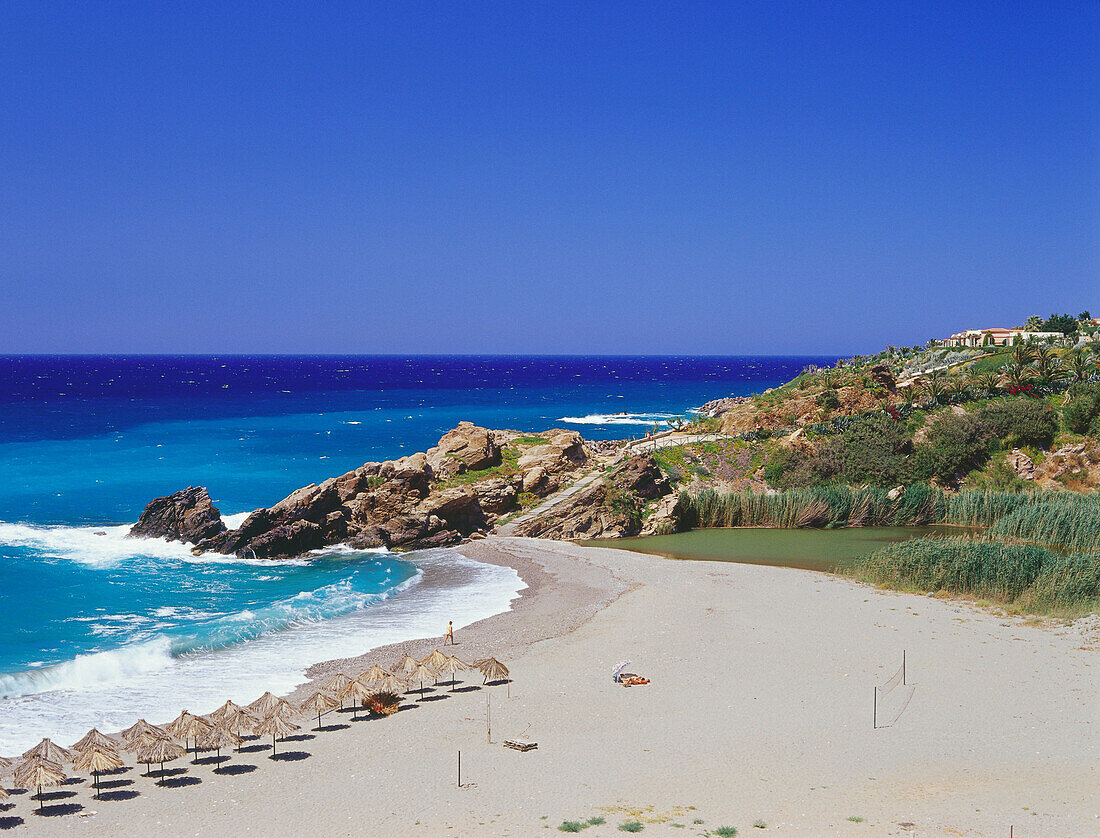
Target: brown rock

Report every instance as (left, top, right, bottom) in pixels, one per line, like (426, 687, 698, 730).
(130, 487, 227, 545)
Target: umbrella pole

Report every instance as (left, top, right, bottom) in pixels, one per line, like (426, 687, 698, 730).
(38, 784, 43, 813)
(94, 770, 99, 799)
(272, 733, 276, 755)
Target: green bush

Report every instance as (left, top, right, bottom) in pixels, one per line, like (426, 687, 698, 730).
(815, 388, 840, 410)
(977, 399, 1058, 448)
(914, 413, 995, 481)
(824, 415, 915, 487)
(1063, 382, 1100, 435)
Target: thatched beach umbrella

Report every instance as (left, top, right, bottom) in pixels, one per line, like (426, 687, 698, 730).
(71, 728, 120, 756)
(14, 756, 66, 812)
(374, 673, 407, 697)
(248, 691, 293, 719)
(167, 710, 214, 754)
(252, 712, 299, 756)
(72, 745, 123, 798)
(0, 755, 13, 778)
(474, 657, 510, 684)
(396, 654, 422, 679)
(408, 660, 437, 700)
(209, 699, 244, 726)
(21, 738, 72, 766)
(136, 737, 185, 785)
(209, 702, 258, 747)
(340, 677, 374, 721)
(422, 649, 450, 684)
(321, 673, 354, 708)
(0, 784, 7, 802)
(300, 691, 340, 731)
(121, 719, 168, 748)
(360, 664, 393, 685)
(196, 724, 240, 765)
(440, 655, 469, 691)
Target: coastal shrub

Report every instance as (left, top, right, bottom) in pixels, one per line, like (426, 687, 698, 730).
(913, 413, 996, 482)
(1062, 382, 1100, 435)
(824, 416, 915, 487)
(977, 399, 1058, 448)
(815, 388, 840, 410)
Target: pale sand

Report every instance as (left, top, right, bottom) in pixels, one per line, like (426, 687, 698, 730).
(5, 537, 1098, 837)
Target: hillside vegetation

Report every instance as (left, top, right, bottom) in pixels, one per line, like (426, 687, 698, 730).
(650, 317, 1100, 614)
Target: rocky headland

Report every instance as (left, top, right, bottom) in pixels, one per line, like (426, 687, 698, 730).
(130, 422, 680, 558)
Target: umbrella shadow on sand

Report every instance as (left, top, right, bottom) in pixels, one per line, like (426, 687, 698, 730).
(315, 723, 350, 733)
(0, 816, 24, 830)
(280, 733, 315, 743)
(192, 754, 230, 767)
(420, 694, 450, 702)
(36, 790, 76, 802)
(269, 751, 310, 762)
(96, 777, 133, 790)
(159, 776, 201, 789)
(34, 803, 83, 818)
(237, 743, 273, 754)
(214, 763, 257, 776)
(97, 789, 140, 802)
(451, 685, 481, 693)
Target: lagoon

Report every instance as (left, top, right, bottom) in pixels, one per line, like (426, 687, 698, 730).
(588, 525, 965, 572)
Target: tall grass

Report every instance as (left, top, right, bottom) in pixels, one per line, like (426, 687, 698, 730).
(681, 487, 1100, 551)
(987, 497, 1100, 553)
(855, 537, 1100, 614)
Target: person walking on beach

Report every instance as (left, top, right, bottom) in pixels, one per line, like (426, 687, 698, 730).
(444, 620, 454, 645)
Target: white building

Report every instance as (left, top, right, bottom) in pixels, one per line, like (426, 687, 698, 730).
(943, 328, 1065, 347)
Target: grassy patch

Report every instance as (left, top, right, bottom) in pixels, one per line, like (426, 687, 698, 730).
(712, 828, 738, 837)
(618, 823, 644, 833)
(846, 816, 864, 823)
(514, 435, 550, 446)
(559, 822, 585, 833)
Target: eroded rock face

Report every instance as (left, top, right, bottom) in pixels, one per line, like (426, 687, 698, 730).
(513, 454, 673, 540)
(129, 487, 227, 544)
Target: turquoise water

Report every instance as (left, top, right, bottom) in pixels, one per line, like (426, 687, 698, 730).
(0, 355, 830, 752)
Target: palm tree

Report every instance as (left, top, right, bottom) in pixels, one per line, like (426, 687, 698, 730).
(1001, 361, 1034, 387)
(1010, 343, 1036, 367)
(948, 375, 970, 400)
(1065, 350, 1094, 382)
(1034, 360, 1068, 387)
(969, 371, 1000, 395)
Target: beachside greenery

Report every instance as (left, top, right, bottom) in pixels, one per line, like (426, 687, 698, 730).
(855, 537, 1100, 614)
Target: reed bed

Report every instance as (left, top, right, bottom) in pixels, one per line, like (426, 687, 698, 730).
(681, 487, 1100, 551)
(855, 537, 1100, 614)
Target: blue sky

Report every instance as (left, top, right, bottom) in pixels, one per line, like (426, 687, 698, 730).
(1, 2, 1097, 355)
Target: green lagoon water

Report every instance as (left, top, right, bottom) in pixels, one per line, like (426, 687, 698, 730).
(590, 526, 964, 572)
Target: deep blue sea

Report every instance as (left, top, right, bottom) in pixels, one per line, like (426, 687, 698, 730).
(0, 354, 829, 752)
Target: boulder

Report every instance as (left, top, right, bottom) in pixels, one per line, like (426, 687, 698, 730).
(426, 422, 501, 479)
(516, 430, 589, 475)
(475, 477, 520, 514)
(130, 487, 227, 544)
(1008, 449, 1035, 480)
(247, 519, 326, 560)
(869, 363, 897, 393)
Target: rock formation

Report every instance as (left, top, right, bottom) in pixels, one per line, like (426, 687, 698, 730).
(512, 454, 674, 540)
(130, 424, 594, 559)
(129, 486, 227, 544)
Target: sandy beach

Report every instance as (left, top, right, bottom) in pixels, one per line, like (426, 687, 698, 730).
(4, 536, 1097, 837)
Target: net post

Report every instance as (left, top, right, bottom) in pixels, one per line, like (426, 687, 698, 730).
(873, 686, 877, 729)
(903, 649, 906, 686)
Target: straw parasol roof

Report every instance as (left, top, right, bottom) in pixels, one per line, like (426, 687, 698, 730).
(71, 728, 120, 756)
(136, 737, 185, 784)
(321, 673, 354, 707)
(72, 746, 123, 775)
(374, 673, 408, 695)
(300, 691, 340, 730)
(253, 712, 300, 755)
(248, 691, 292, 718)
(407, 660, 437, 699)
(422, 648, 450, 669)
(167, 710, 214, 750)
(439, 654, 469, 690)
(360, 664, 393, 684)
(209, 699, 245, 726)
(0, 784, 7, 801)
(0, 755, 13, 777)
(474, 657, 510, 683)
(121, 719, 168, 746)
(21, 738, 72, 765)
(340, 677, 374, 720)
(14, 756, 65, 811)
(197, 723, 240, 760)
(72, 746, 124, 798)
(396, 654, 422, 678)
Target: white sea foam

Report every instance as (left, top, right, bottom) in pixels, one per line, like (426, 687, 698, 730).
(558, 412, 674, 426)
(0, 521, 196, 566)
(0, 548, 520, 753)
